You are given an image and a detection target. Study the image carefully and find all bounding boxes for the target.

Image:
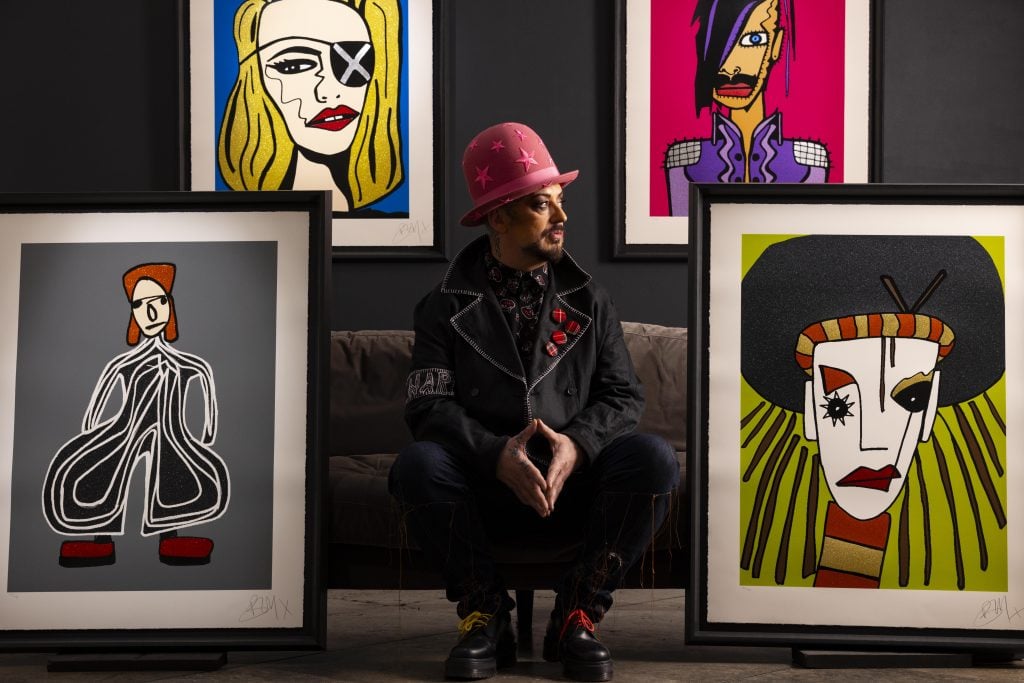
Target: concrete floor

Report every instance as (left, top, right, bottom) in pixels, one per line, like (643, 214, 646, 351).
(0, 589, 1022, 681)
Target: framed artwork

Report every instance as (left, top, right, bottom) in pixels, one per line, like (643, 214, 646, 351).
(0, 191, 329, 649)
(614, 0, 878, 259)
(688, 183, 1024, 650)
(181, 0, 449, 260)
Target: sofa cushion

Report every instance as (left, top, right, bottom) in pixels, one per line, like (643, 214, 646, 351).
(329, 330, 415, 457)
(328, 323, 688, 560)
(621, 322, 686, 452)
(329, 323, 686, 456)
(328, 454, 405, 548)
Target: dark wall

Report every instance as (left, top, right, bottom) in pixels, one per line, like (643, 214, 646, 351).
(1, 0, 1022, 330)
(879, 0, 1024, 183)
(0, 2, 181, 192)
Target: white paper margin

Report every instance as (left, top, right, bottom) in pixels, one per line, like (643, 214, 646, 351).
(705, 202, 1023, 631)
(0, 210, 310, 630)
(624, 1, 871, 246)
(188, 0, 436, 249)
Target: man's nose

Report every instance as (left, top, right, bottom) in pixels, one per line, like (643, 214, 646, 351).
(551, 203, 567, 224)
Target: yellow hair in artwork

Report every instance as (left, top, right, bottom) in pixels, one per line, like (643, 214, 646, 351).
(217, 0, 403, 209)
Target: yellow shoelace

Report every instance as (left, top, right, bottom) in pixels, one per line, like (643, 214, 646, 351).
(457, 611, 493, 637)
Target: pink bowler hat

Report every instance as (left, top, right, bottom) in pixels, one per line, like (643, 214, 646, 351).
(460, 122, 579, 226)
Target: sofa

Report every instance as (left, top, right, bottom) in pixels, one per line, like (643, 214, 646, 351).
(326, 322, 687, 639)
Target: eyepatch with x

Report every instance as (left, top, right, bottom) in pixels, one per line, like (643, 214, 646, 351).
(259, 39, 374, 87)
(330, 41, 374, 87)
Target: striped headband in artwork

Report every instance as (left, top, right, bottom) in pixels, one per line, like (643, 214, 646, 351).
(793, 269, 955, 375)
(794, 312, 955, 375)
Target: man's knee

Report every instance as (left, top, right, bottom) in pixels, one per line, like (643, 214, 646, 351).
(602, 432, 680, 494)
(634, 433, 680, 492)
(388, 441, 467, 504)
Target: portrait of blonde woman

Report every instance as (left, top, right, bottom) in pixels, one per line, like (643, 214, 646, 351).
(218, 0, 406, 216)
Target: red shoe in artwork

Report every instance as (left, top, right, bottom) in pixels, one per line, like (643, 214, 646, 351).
(159, 536, 214, 565)
(59, 538, 116, 567)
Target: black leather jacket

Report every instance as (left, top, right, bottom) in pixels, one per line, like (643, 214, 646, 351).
(404, 235, 644, 478)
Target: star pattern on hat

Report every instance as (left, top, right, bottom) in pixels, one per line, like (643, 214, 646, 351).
(514, 129, 527, 141)
(468, 139, 480, 150)
(515, 147, 538, 173)
(490, 139, 505, 152)
(474, 165, 493, 189)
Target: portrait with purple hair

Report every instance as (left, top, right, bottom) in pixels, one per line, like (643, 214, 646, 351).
(649, 0, 866, 218)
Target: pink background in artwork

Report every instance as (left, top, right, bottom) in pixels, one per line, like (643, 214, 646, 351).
(649, 0, 846, 216)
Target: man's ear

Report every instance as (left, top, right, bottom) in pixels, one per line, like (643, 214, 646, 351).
(803, 379, 818, 441)
(486, 211, 500, 232)
(920, 370, 941, 441)
(487, 206, 509, 234)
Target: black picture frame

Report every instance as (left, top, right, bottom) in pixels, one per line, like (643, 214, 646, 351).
(689, 182, 1024, 651)
(612, 0, 882, 261)
(178, 0, 450, 261)
(0, 191, 328, 651)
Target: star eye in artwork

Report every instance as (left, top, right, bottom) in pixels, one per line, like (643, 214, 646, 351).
(820, 391, 855, 427)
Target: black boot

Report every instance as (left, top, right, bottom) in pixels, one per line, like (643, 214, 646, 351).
(544, 608, 612, 681)
(444, 609, 516, 680)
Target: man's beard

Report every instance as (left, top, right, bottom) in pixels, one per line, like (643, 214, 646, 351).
(523, 229, 565, 263)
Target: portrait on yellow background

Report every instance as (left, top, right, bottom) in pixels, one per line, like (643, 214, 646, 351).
(690, 185, 1024, 650)
(740, 234, 1006, 592)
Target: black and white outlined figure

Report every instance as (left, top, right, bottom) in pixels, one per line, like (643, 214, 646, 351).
(42, 263, 230, 567)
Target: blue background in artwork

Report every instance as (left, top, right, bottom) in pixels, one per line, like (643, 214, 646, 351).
(213, 0, 411, 214)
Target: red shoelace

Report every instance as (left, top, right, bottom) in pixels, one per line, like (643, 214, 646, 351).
(559, 608, 596, 641)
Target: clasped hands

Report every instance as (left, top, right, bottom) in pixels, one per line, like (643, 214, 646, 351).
(496, 419, 582, 518)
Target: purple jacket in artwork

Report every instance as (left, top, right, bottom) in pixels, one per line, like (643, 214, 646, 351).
(664, 111, 829, 216)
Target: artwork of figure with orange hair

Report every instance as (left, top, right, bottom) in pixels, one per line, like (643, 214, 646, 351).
(42, 263, 230, 567)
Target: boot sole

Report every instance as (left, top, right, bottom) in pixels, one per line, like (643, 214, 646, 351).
(563, 659, 613, 682)
(444, 650, 516, 680)
(444, 656, 494, 680)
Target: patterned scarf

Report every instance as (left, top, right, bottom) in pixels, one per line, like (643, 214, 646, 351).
(484, 251, 549, 361)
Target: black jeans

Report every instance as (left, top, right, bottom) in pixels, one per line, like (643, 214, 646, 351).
(387, 432, 679, 621)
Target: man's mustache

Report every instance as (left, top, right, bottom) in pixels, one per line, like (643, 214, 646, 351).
(713, 73, 758, 89)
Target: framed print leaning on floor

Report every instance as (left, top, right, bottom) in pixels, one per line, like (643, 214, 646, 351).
(689, 183, 1024, 651)
(615, 0, 875, 259)
(183, 0, 449, 259)
(0, 191, 328, 650)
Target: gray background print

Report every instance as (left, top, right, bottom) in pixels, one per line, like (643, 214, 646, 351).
(9, 241, 278, 592)
(741, 235, 1005, 412)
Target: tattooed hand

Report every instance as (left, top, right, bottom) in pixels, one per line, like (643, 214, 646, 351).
(536, 419, 582, 512)
(496, 419, 550, 517)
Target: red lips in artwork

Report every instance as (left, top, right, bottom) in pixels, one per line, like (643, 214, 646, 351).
(836, 465, 902, 492)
